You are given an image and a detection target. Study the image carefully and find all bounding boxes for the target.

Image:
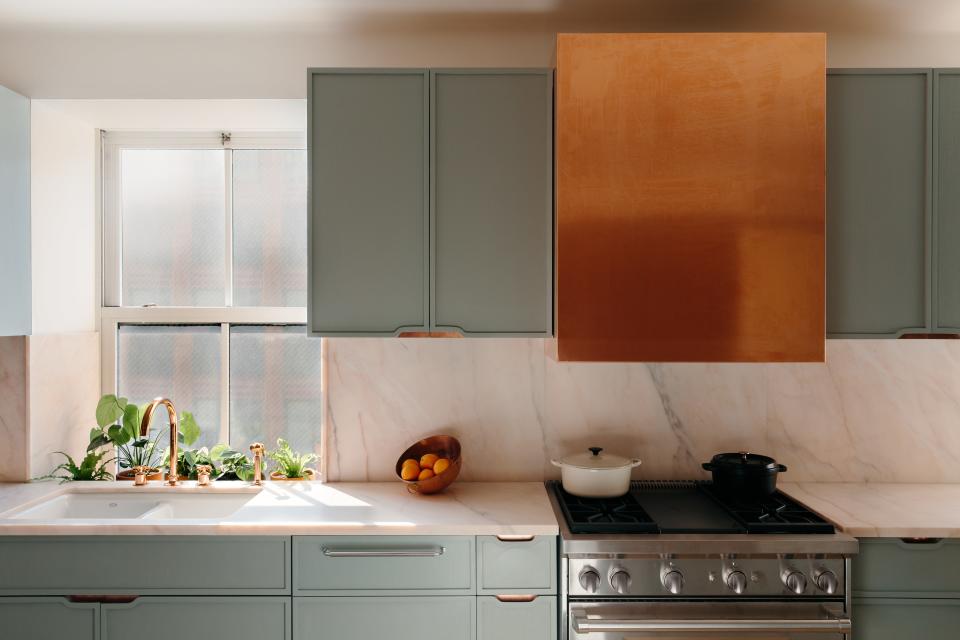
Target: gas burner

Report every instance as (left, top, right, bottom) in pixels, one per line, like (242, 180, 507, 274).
(550, 482, 658, 534)
(699, 484, 836, 534)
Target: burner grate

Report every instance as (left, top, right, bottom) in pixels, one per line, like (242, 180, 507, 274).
(698, 484, 835, 534)
(550, 481, 659, 534)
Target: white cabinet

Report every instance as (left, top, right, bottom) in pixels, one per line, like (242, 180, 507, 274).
(0, 84, 30, 336)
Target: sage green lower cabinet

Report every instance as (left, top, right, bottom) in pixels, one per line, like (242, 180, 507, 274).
(102, 597, 291, 640)
(0, 597, 98, 639)
(476, 535, 556, 595)
(477, 596, 556, 640)
(293, 596, 475, 640)
(854, 598, 960, 639)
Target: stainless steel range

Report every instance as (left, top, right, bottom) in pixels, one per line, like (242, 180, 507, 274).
(549, 481, 858, 639)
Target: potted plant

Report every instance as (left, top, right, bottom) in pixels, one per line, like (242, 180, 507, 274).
(267, 438, 317, 481)
(88, 394, 201, 480)
(217, 448, 261, 482)
(37, 451, 114, 483)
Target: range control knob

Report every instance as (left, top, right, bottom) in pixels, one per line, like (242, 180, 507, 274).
(578, 568, 601, 594)
(662, 570, 684, 595)
(815, 570, 839, 595)
(726, 570, 748, 594)
(610, 570, 632, 595)
(783, 571, 807, 595)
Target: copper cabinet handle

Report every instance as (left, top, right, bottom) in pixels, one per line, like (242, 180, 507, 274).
(495, 594, 538, 603)
(495, 535, 535, 542)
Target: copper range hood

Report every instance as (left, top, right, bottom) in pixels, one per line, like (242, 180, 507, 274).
(554, 33, 826, 362)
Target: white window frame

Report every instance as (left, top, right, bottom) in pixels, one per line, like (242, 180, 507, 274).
(100, 131, 311, 448)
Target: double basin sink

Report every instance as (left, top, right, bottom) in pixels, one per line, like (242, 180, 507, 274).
(4, 486, 260, 522)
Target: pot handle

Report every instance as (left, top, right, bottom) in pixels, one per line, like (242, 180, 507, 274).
(777, 464, 788, 472)
(630, 458, 642, 468)
(701, 462, 713, 471)
(550, 459, 562, 467)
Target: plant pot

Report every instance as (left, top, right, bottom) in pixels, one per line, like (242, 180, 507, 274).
(551, 447, 642, 498)
(270, 468, 316, 481)
(116, 468, 163, 482)
(701, 452, 787, 498)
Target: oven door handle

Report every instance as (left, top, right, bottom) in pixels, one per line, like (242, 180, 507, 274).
(570, 609, 852, 635)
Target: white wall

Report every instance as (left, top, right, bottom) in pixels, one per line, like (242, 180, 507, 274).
(30, 101, 97, 334)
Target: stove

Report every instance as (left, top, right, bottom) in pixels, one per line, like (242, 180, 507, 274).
(549, 480, 858, 639)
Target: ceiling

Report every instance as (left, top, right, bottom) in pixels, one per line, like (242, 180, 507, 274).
(1, 0, 958, 98)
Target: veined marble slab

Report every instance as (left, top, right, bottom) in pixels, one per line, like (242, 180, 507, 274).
(0, 481, 559, 536)
(782, 482, 960, 538)
(325, 338, 960, 484)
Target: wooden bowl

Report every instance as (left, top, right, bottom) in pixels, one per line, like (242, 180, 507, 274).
(395, 435, 462, 495)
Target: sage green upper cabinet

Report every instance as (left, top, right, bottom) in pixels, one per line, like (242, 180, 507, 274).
(308, 69, 430, 336)
(935, 70, 960, 330)
(308, 68, 553, 337)
(431, 70, 553, 335)
(0, 84, 31, 337)
(827, 70, 932, 337)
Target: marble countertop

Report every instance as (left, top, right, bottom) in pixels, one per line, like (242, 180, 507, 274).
(0, 481, 559, 536)
(782, 482, 960, 538)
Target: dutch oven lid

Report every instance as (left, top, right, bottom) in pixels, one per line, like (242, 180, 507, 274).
(705, 451, 784, 471)
(555, 447, 641, 470)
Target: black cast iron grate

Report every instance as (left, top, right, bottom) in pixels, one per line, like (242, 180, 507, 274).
(698, 483, 836, 534)
(551, 481, 660, 534)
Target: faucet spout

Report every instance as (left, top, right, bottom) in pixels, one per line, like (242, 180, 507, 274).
(140, 397, 180, 486)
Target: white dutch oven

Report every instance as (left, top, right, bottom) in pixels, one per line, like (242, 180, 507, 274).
(551, 447, 642, 498)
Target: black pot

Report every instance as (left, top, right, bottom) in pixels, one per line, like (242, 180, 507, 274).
(701, 452, 787, 498)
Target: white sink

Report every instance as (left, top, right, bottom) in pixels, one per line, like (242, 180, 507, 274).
(8, 490, 257, 521)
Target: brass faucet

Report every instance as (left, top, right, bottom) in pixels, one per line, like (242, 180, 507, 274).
(140, 397, 180, 486)
(249, 442, 265, 486)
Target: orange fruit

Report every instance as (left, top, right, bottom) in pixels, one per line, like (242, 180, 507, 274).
(433, 458, 451, 475)
(418, 468, 435, 481)
(419, 453, 439, 469)
(400, 464, 420, 481)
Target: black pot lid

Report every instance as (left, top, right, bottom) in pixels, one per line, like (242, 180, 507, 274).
(708, 451, 780, 470)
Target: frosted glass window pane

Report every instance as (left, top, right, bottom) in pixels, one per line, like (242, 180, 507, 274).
(232, 150, 308, 307)
(118, 325, 221, 449)
(230, 326, 321, 455)
(121, 150, 226, 306)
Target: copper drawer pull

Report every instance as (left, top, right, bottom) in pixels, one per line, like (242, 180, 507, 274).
(496, 535, 535, 542)
(495, 594, 538, 603)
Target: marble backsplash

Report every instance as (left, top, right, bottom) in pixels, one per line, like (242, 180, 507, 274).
(324, 339, 960, 483)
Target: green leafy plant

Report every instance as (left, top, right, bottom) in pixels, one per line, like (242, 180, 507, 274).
(166, 442, 230, 480)
(267, 438, 317, 479)
(88, 394, 201, 472)
(37, 451, 114, 483)
(217, 448, 258, 482)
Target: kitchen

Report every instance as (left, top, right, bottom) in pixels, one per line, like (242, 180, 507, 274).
(1, 1, 960, 639)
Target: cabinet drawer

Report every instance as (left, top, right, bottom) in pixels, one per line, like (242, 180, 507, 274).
(854, 598, 960, 640)
(0, 536, 290, 595)
(477, 535, 555, 594)
(0, 597, 98, 639)
(854, 538, 960, 596)
(294, 535, 474, 594)
(102, 597, 291, 640)
(294, 596, 475, 640)
(477, 596, 557, 640)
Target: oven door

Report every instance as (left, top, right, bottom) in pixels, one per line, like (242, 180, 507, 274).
(569, 601, 851, 639)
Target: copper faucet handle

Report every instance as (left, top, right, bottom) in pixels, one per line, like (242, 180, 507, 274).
(132, 465, 150, 486)
(196, 465, 213, 487)
(250, 442, 265, 455)
(249, 442, 265, 486)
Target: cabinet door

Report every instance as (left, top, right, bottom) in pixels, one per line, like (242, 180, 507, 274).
(308, 69, 429, 336)
(0, 84, 31, 336)
(294, 596, 475, 640)
(935, 70, 960, 329)
(0, 597, 98, 640)
(854, 598, 960, 640)
(827, 70, 931, 336)
(431, 70, 553, 335)
(102, 597, 290, 640)
(477, 596, 556, 640)
(477, 535, 556, 595)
